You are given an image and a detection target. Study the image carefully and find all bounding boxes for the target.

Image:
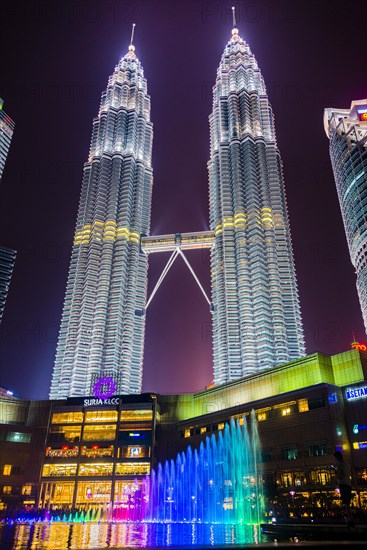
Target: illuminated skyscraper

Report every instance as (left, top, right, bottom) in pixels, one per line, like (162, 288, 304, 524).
(0, 246, 16, 324)
(0, 98, 15, 181)
(208, 22, 305, 384)
(50, 35, 153, 398)
(0, 99, 16, 324)
(324, 100, 367, 331)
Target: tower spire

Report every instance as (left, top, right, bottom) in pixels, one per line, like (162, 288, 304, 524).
(231, 6, 236, 28)
(128, 23, 136, 54)
(231, 6, 239, 40)
(130, 23, 136, 46)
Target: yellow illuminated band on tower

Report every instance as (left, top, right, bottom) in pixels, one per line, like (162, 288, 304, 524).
(74, 220, 140, 246)
(214, 208, 279, 236)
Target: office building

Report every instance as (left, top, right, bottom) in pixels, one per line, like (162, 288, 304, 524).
(324, 100, 367, 331)
(0, 98, 14, 181)
(208, 24, 305, 383)
(50, 39, 153, 398)
(0, 244, 16, 324)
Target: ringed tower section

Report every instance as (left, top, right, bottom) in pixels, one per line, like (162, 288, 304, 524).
(50, 29, 153, 398)
(208, 17, 305, 384)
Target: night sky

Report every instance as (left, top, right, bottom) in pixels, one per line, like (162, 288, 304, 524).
(0, 0, 365, 400)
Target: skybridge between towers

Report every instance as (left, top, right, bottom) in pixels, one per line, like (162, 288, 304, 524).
(140, 231, 215, 310)
(141, 230, 215, 253)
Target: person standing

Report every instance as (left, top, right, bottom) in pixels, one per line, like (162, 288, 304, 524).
(333, 451, 353, 524)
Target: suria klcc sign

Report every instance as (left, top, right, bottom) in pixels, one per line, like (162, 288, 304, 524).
(84, 397, 120, 406)
(345, 385, 367, 401)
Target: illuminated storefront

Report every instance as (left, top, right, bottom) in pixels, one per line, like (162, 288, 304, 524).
(37, 394, 157, 510)
(2, 349, 367, 516)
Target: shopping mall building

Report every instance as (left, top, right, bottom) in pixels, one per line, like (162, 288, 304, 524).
(1, 348, 367, 517)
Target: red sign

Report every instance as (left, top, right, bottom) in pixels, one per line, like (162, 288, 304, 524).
(352, 341, 367, 351)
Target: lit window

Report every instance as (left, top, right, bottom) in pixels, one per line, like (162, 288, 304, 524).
(3, 465, 11, 476)
(22, 485, 32, 495)
(281, 472, 293, 487)
(42, 463, 77, 477)
(115, 462, 150, 476)
(184, 429, 191, 438)
(309, 469, 331, 486)
(46, 446, 79, 458)
(258, 413, 267, 421)
(218, 423, 225, 430)
(119, 446, 150, 458)
(294, 473, 305, 487)
(76, 481, 111, 504)
(308, 443, 327, 457)
(281, 448, 298, 460)
(2, 486, 12, 495)
(200, 427, 207, 434)
(128, 446, 141, 457)
(51, 412, 84, 424)
(6, 432, 31, 443)
(298, 398, 309, 413)
(83, 425, 116, 441)
(78, 463, 113, 476)
(49, 425, 81, 443)
(40, 482, 75, 506)
(120, 410, 153, 422)
(85, 410, 118, 423)
(80, 445, 114, 458)
(282, 408, 291, 416)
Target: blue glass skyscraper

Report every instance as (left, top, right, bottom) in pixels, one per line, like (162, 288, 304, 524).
(324, 100, 367, 332)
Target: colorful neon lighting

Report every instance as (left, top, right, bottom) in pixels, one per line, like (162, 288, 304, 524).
(92, 377, 117, 400)
(351, 341, 367, 351)
(11, 418, 263, 528)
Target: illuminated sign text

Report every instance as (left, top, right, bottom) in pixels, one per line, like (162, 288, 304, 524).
(345, 386, 367, 400)
(84, 397, 120, 407)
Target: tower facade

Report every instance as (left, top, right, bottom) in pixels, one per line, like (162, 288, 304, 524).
(0, 246, 16, 324)
(50, 43, 153, 398)
(324, 100, 367, 332)
(208, 27, 305, 384)
(0, 98, 15, 181)
(0, 99, 16, 324)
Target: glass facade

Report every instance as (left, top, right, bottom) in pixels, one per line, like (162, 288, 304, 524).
(0, 246, 16, 325)
(208, 27, 305, 384)
(38, 397, 155, 510)
(50, 41, 153, 398)
(0, 101, 16, 325)
(324, 100, 367, 331)
(0, 98, 14, 181)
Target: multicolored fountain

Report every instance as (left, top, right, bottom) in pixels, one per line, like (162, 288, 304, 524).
(13, 414, 263, 527)
(145, 414, 263, 524)
(111, 413, 263, 525)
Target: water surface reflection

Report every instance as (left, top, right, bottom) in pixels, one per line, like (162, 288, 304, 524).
(1, 522, 261, 549)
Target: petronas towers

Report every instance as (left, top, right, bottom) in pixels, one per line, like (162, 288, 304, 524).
(50, 23, 305, 399)
(50, 41, 153, 398)
(209, 27, 304, 383)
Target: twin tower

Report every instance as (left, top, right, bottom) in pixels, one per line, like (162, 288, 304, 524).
(50, 24, 305, 399)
